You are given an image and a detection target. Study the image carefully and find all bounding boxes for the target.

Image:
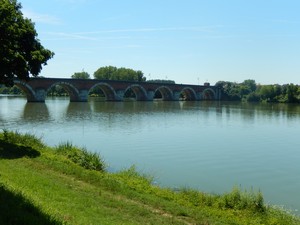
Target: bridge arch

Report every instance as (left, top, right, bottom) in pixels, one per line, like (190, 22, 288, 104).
(154, 86, 174, 101)
(89, 83, 117, 101)
(202, 88, 216, 100)
(14, 80, 36, 102)
(47, 82, 80, 102)
(179, 87, 197, 101)
(124, 84, 148, 101)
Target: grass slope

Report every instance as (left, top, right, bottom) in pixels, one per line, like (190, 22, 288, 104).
(0, 131, 299, 225)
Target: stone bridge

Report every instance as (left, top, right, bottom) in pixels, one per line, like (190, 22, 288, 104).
(14, 78, 221, 102)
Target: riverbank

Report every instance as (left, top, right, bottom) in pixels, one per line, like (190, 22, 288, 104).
(0, 131, 299, 224)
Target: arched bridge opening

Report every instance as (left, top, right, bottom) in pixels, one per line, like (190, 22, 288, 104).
(89, 83, 117, 101)
(154, 86, 173, 101)
(124, 85, 148, 101)
(202, 88, 216, 100)
(179, 87, 197, 101)
(46, 82, 79, 102)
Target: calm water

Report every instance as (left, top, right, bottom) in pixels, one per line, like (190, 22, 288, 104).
(1, 96, 300, 214)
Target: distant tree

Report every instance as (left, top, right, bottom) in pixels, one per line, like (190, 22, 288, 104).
(285, 84, 299, 103)
(136, 70, 146, 82)
(71, 71, 90, 79)
(47, 85, 68, 97)
(215, 81, 241, 101)
(93, 66, 146, 81)
(147, 79, 175, 84)
(94, 66, 117, 80)
(257, 85, 277, 102)
(0, 85, 23, 95)
(242, 79, 257, 92)
(246, 92, 261, 102)
(0, 0, 54, 86)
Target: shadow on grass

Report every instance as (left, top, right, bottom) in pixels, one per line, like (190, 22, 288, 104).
(0, 185, 62, 225)
(0, 140, 40, 159)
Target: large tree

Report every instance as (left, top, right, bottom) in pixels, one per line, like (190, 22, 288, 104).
(94, 66, 146, 82)
(0, 0, 54, 86)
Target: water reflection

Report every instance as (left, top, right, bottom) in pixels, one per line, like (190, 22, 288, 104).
(23, 103, 50, 121)
(66, 102, 92, 119)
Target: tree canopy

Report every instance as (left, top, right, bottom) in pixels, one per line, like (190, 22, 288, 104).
(71, 71, 90, 79)
(0, 0, 54, 86)
(147, 79, 175, 84)
(93, 66, 146, 82)
(216, 80, 300, 103)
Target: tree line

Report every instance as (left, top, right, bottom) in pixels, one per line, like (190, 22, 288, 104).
(71, 66, 146, 82)
(216, 80, 300, 103)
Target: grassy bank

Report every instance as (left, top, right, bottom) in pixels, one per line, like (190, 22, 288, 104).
(0, 131, 299, 224)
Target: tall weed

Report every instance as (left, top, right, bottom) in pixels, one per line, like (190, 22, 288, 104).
(217, 187, 265, 212)
(1, 129, 45, 149)
(55, 142, 106, 172)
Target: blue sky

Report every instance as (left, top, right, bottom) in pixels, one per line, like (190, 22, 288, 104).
(20, 0, 300, 85)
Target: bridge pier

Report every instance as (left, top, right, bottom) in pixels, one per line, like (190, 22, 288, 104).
(146, 91, 155, 101)
(115, 90, 124, 101)
(74, 89, 89, 102)
(172, 91, 181, 101)
(28, 89, 46, 102)
(196, 92, 202, 101)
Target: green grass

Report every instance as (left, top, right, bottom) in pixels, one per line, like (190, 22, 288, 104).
(0, 130, 299, 225)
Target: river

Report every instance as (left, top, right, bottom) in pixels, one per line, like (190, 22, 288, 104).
(1, 96, 300, 214)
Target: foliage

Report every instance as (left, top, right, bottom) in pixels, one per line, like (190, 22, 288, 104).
(0, 131, 41, 159)
(71, 71, 90, 79)
(0, 0, 54, 86)
(47, 85, 68, 97)
(55, 142, 106, 172)
(216, 187, 265, 212)
(94, 66, 146, 81)
(1, 129, 45, 150)
(0, 84, 23, 95)
(147, 79, 176, 84)
(216, 80, 300, 103)
(89, 86, 105, 97)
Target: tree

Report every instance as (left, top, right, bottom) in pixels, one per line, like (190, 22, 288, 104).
(147, 79, 175, 84)
(215, 81, 241, 101)
(93, 66, 118, 80)
(93, 66, 146, 81)
(71, 71, 90, 79)
(0, 0, 54, 86)
(286, 84, 299, 103)
(242, 79, 257, 92)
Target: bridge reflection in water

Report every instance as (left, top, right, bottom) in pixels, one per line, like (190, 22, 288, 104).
(14, 78, 221, 102)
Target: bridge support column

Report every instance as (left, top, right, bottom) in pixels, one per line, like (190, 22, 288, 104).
(196, 92, 202, 101)
(146, 91, 155, 101)
(216, 88, 221, 100)
(115, 90, 124, 101)
(28, 89, 46, 102)
(172, 91, 180, 101)
(74, 89, 89, 102)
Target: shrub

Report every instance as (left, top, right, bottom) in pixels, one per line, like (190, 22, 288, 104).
(55, 142, 106, 172)
(1, 129, 45, 149)
(217, 187, 265, 212)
